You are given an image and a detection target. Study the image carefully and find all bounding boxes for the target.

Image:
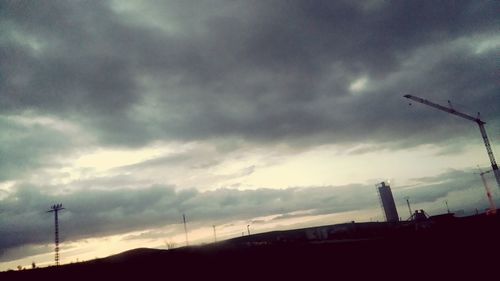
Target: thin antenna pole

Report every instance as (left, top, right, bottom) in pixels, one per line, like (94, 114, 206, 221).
(405, 197, 412, 219)
(47, 203, 64, 266)
(212, 225, 217, 242)
(183, 214, 189, 246)
(445, 200, 450, 214)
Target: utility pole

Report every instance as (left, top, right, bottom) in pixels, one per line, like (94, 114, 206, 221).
(183, 214, 189, 246)
(404, 94, 500, 189)
(47, 203, 64, 266)
(247, 224, 250, 236)
(212, 225, 217, 242)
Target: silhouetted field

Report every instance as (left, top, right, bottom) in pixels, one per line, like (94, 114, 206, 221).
(3, 214, 499, 279)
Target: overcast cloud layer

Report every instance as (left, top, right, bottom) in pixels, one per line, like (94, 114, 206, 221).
(1, 0, 499, 266)
(2, 1, 498, 148)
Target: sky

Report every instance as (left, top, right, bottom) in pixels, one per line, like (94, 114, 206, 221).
(1, 0, 499, 270)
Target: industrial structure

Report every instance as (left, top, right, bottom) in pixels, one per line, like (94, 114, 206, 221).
(404, 94, 500, 189)
(377, 182, 399, 222)
(47, 204, 64, 266)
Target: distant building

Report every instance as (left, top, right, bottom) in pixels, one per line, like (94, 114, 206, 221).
(377, 182, 399, 222)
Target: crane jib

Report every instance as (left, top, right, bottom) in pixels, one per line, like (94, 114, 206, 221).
(403, 94, 500, 189)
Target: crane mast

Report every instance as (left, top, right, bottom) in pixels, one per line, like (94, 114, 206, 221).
(477, 169, 496, 215)
(403, 94, 500, 189)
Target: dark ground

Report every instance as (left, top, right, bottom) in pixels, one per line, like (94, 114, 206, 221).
(2, 214, 499, 280)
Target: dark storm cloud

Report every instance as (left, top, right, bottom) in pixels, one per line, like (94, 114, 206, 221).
(393, 169, 482, 205)
(1, 0, 498, 149)
(0, 115, 74, 181)
(0, 244, 51, 263)
(0, 168, 490, 260)
(0, 1, 140, 113)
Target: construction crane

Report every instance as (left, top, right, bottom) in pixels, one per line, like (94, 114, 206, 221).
(404, 94, 500, 189)
(476, 167, 497, 215)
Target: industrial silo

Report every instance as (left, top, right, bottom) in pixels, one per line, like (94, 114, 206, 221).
(377, 182, 399, 222)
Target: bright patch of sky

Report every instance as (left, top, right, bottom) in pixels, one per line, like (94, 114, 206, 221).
(349, 76, 369, 93)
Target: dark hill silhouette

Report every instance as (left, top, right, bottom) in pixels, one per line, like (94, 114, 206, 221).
(2, 213, 499, 279)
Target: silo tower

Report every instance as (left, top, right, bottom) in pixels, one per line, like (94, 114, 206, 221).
(377, 182, 399, 222)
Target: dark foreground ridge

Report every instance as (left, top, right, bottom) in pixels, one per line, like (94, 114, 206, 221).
(3, 213, 499, 279)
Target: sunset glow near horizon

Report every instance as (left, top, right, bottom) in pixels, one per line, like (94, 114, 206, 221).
(1, 0, 499, 271)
